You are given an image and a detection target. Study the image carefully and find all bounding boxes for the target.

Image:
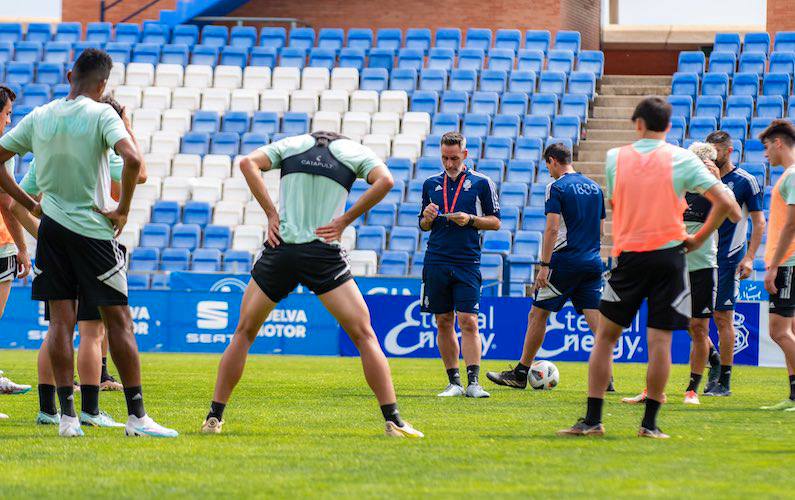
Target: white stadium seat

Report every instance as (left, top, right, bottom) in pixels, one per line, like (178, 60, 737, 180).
(311, 111, 341, 133)
(230, 89, 259, 112)
(271, 66, 301, 91)
(108, 63, 125, 89)
(301, 67, 330, 91)
(184, 64, 214, 88)
(135, 133, 151, 154)
(213, 200, 244, 226)
(141, 86, 171, 111)
(161, 109, 192, 135)
(370, 112, 400, 136)
(330, 67, 359, 92)
(161, 176, 192, 203)
(319, 89, 349, 113)
(290, 89, 319, 114)
(349, 90, 379, 113)
(154, 64, 184, 88)
(171, 154, 201, 177)
(143, 153, 171, 178)
(260, 89, 290, 115)
(134, 176, 162, 203)
(401, 112, 431, 137)
(171, 87, 201, 111)
(202, 154, 232, 179)
(341, 226, 356, 252)
(348, 250, 378, 276)
(113, 85, 142, 110)
(391, 134, 423, 161)
(379, 90, 408, 115)
(132, 108, 161, 135)
(201, 88, 231, 112)
(222, 177, 252, 203)
(232, 224, 265, 252)
(341, 112, 371, 140)
(214, 65, 243, 89)
(362, 134, 391, 160)
(192, 178, 223, 203)
(118, 222, 140, 250)
(125, 62, 154, 87)
(128, 198, 151, 225)
(149, 131, 181, 156)
(243, 66, 271, 90)
(243, 201, 267, 226)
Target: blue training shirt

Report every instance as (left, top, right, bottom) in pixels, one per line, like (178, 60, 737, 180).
(545, 172, 605, 273)
(420, 168, 500, 265)
(717, 166, 763, 264)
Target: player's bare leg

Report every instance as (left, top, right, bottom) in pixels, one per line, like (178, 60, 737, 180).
(457, 311, 488, 397)
(487, 306, 550, 390)
(99, 325, 122, 391)
(710, 309, 735, 395)
(435, 312, 465, 396)
(685, 318, 710, 404)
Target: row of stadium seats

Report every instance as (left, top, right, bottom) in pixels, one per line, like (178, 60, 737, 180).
(0, 23, 585, 55)
(711, 32, 795, 57)
(670, 72, 794, 101)
(678, 50, 795, 78)
(668, 94, 795, 124)
(668, 114, 792, 142)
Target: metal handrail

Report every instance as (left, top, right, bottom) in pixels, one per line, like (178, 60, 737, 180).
(100, 0, 167, 23)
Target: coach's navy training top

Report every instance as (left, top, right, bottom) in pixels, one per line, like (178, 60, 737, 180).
(420, 168, 500, 265)
(544, 172, 605, 273)
(717, 166, 763, 263)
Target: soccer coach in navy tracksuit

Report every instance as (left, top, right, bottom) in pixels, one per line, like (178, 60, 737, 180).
(419, 131, 501, 399)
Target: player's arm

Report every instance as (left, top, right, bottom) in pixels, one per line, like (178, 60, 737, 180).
(99, 138, 141, 236)
(419, 181, 437, 231)
(0, 149, 38, 214)
(684, 183, 735, 253)
(737, 209, 766, 279)
(10, 197, 39, 237)
(121, 106, 147, 184)
(240, 149, 280, 246)
(0, 193, 29, 277)
(533, 210, 561, 291)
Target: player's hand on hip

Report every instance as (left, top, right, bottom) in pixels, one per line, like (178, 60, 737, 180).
(764, 266, 778, 295)
(31, 202, 42, 219)
(315, 217, 346, 243)
(93, 207, 127, 237)
(16, 250, 30, 279)
(736, 257, 753, 280)
(448, 211, 470, 226)
(533, 266, 550, 292)
(682, 235, 700, 253)
(266, 210, 282, 247)
(422, 203, 439, 222)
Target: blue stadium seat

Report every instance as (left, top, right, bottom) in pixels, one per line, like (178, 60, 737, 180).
(522, 206, 546, 231)
(151, 274, 169, 289)
(251, 111, 280, 134)
(554, 30, 581, 55)
(183, 201, 212, 227)
(492, 114, 521, 137)
(141, 223, 171, 249)
(522, 115, 550, 140)
(396, 202, 421, 227)
(495, 29, 521, 52)
(128, 274, 150, 289)
(318, 28, 344, 52)
(70, 41, 101, 62)
(713, 33, 741, 55)
(142, 23, 170, 45)
(726, 95, 754, 121)
(130, 247, 159, 272)
(516, 49, 543, 73)
(397, 47, 424, 71)
(347, 28, 373, 52)
(192, 248, 222, 272)
(568, 71, 596, 99)
(52, 83, 69, 99)
(54, 23, 81, 43)
(514, 230, 542, 257)
(193, 111, 220, 133)
(689, 116, 717, 140)
(0, 24, 22, 44)
(6, 62, 34, 85)
(361, 67, 389, 91)
(151, 200, 180, 225)
(757, 95, 785, 118)
(666, 116, 685, 143)
(477, 158, 504, 184)
(498, 205, 519, 232)
(465, 28, 492, 52)
(416, 157, 442, 178)
(552, 115, 581, 144)
(428, 47, 454, 71)
(720, 117, 747, 141)
(731, 72, 760, 99)
(668, 95, 693, 124)
(471, 91, 499, 115)
(449, 69, 477, 92)
(204, 225, 232, 250)
(525, 30, 551, 54)
(249, 47, 276, 68)
(10, 104, 32, 127)
(260, 27, 286, 50)
(694, 95, 723, 122)
(367, 48, 394, 71)
(488, 48, 515, 72)
(282, 112, 310, 135)
(770, 52, 795, 77)
(114, 23, 140, 44)
(0, 42, 12, 64)
(560, 93, 588, 122)
(671, 72, 699, 100)
(230, 26, 258, 49)
(743, 32, 770, 56)
(432, 112, 460, 134)
(222, 112, 250, 134)
(509, 70, 536, 93)
(774, 32, 795, 53)
(410, 90, 438, 114)
(161, 248, 190, 271)
(708, 51, 736, 76)
(406, 28, 432, 53)
(440, 90, 468, 114)
(507, 158, 536, 182)
(279, 47, 306, 68)
(480, 253, 504, 283)
(702, 72, 730, 100)
(730, 139, 744, 165)
(485, 137, 513, 161)
(538, 71, 566, 98)
(357, 225, 386, 253)
(26, 23, 51, 43)
(380, 251, 410, 276)
(223, 250, 252, 272)
(676, 50, 707, 77)
(763, 73, 791, 99)
(37, 62, 64, 85)
(435, 28, 462, 52)
(789, 96, 795, 118)
(499, 182, 527, 207)
(500, 92, 528, 115)
(20, 83, 50, 107)
(545, 137, 572, 154)
(481, 69, 507, 93)
(288, 27, 315, 51)
(462, 113, 490, 138)
(738, 52, 766, 75)
(483, 230, 513, 254)
(744, 139, 766, 162)
(181, 132, 210, 155)
(384, 157, 411, 184)
(367, 202, 397, 229)
(457, 48, 485, 71)
(547, 49, 575, 73)
(338, 47, 365, 70)
(750, 117, 774, 139)
(740, 162, 766, 188)
(105, 42, 132, 64)
(14, 41, 42, 63)
(528, 183, 547, 207)
(375, 28, 402, 52)
(507, 255, 535, 295)
(172, 223, 201, 251)
(409, 252, 425, 277)
(172, 24, 199, 47)
(132, 43, 161, 65)
(211, 132, 240, 156)
(220, 46, 249, 68)
(389, 226, 419, 252)
(465, 136, 483, 159)
(577, 50, 605, 78)
(406, 179, 424, 203)
(530, 93, 558, 118)
(307, 47, 335, 69)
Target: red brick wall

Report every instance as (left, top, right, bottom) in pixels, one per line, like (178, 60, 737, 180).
(768, 0, 795, 42)
(61, 0, 177, 25)
(560, 0, 601, 53)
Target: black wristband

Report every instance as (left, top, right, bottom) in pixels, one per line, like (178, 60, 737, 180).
(467, 214, 476, 227)
(538, 261, 550, 267)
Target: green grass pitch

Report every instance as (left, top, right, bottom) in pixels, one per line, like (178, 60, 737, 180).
(1, 350, 793, 497)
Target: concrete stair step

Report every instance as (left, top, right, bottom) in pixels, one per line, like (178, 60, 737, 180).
(586, 129, 637, 141)
(601, 75, 673, 86)
(587, 118, 635, 130)
(593, 106, 636, 119)
(574, 161, 606, 176)
(599, 84, 671, 96)
(594, 95, 650, 108)
(579, 140, 627, 151)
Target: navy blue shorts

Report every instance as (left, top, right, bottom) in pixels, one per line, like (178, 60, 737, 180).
(421, 262, 481, 314)
(533, 267, 602, 314)
(715, 258, 740, 311)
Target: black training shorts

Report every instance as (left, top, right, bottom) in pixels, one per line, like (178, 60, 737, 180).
(690, 268, 717, 319)
(770, 266, 795, 318)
